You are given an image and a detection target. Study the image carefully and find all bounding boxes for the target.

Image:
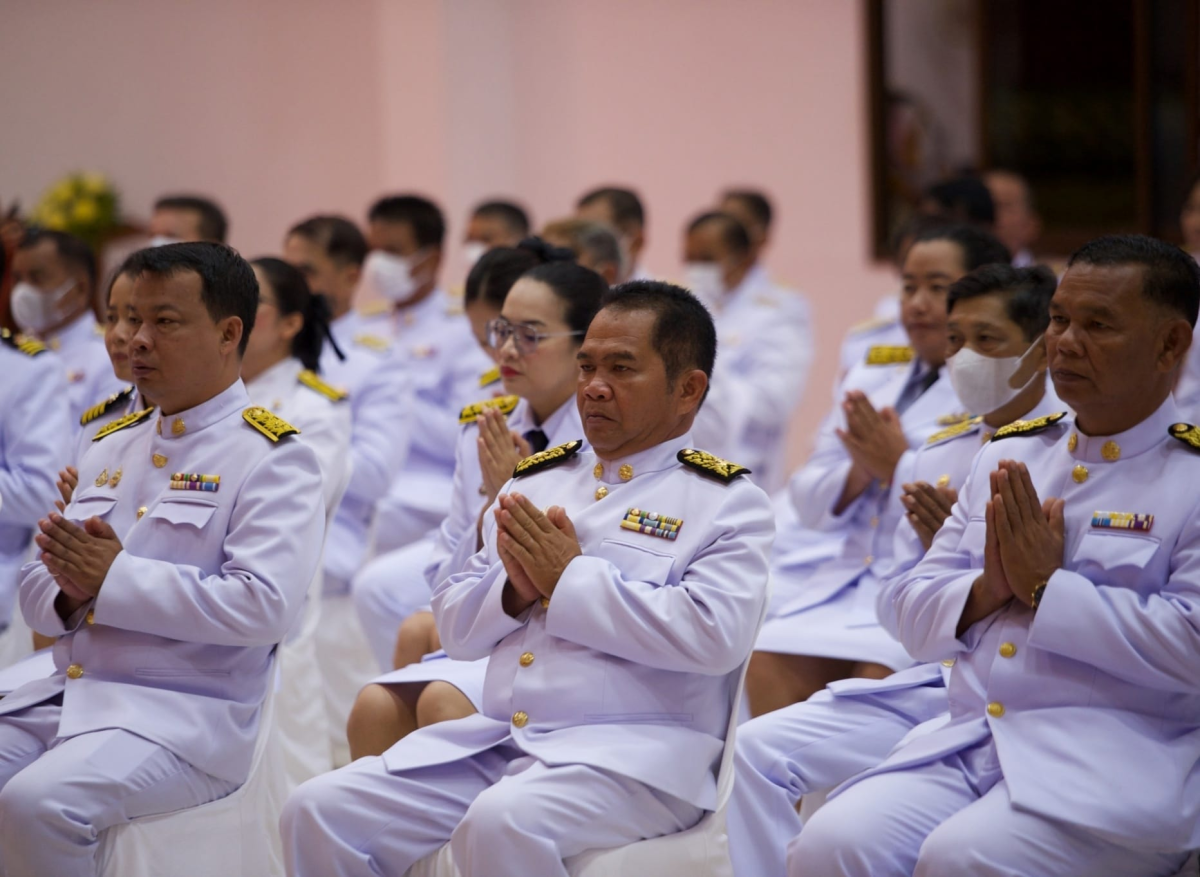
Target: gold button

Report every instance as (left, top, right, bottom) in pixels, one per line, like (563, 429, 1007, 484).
(152, 453, 168, 468)
(137, 506, 148, 520)
(66, 663, 84, 679)
(511, 710, 529, 728)
(941, 658, 955, 667)
(864, 555, 874, 566)
(999, 642, 1016, 658)
(593, 463, 604, 479)
(1072, 464, 1088, 483)
(1101, 440, 1120, 462)
(85, 610, 95, 626)
(172, 418, 186, 435)
(987, 701, 1005, 718)
(595, 486, 608, 500)
(618, 464, 634, 482)
(936, 474, 950, 488)
(1067, 433, 1078, 452)
(519, 652, 534, 667)
(540, 597, 550, 609)
(869, 516, 880, 528)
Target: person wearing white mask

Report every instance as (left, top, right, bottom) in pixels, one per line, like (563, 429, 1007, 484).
(359, 195, 491, 566)
(682, 209, 815, 492)
(9, 229, 125, 427)
(147, 194, 228, 246)
(462, 200, 530, 273)
(575, 186, 649, 283)
(727, 263, 1062, 877)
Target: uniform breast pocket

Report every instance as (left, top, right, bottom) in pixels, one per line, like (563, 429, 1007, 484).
(1071, 531, 1161, 591)
(147, 497, 220, 530)
(68, 493, 118, 522)
(598, 539, 677, 587)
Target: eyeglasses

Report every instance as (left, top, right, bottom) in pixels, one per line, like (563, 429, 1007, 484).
(486, 317, 583, 354)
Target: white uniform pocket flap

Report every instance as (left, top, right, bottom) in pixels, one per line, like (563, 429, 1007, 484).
(599, 538, 676, 586)
(68, 493, 118, 521)
(148, 497, 219, 529)
(1072, 530, 1160, 571)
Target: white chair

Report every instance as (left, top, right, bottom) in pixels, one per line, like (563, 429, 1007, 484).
(97, 656, 287, 877)
(407, 596, 772, 877)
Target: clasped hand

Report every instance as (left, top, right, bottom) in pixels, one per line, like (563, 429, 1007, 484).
(35, 512, 122, 605)
(836, 391, 908, 483)
(493, 493, 581, 614)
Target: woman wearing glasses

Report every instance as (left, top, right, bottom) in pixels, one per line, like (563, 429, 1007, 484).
(347, 246, 608, 759)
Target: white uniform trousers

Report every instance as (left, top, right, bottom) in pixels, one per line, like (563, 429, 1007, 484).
(282, 744, 702, 877)
(728, 681, 948, 877)
(351, 533, 437, 671)
(0, 698, 237, 877)
(790, 738, 1189, 877)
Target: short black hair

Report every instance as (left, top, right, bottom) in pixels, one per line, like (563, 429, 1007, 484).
(599, 280, 717, 404)
(368, 195, 445, 249)
(1067, 234, 1200, 327)
(722, 189, 773, 231)
(687, 211, 752, 257)
(520, 261, 608, 336)
(251, 256, 328, 372)
(541, 218, 622, 272)
(118, 242, 258, 356)
(948, 264, 1056, 341)
(18, 228, 97, 288)
(577, 186, 645, 233)
(464, 237, 572, 310)
(153, 194, 228, 243)
(923, 175, 996, 226)
(473, 200, 531, 238)
(910, 223, 1011, 273)
(287, 215, 368, 267)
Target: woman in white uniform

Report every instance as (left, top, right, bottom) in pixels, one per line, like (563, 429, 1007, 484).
(347, 252, 609, 759)
(244, 257, 353, 787)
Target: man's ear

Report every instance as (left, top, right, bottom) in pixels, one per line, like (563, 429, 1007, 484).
(1160, 318, 1193, 374)
(677, 368, 709, 414)
(218, 315, 244, 355)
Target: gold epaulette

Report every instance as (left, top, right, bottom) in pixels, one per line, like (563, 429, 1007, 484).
(677, 448, 752, 484)
(459, 395, 519, 424)
(243, 407, 301, 442)
(479, 365, 502, 388)
(298, 370, 348, 402)
(92, 407, 154, 442)
(926, 416, 984, 446)
(353, 333, 390, 353)
(1169, 423, 1200, 451)
(865, 345, 913, 366)
(0, 329, 48, 357)
(513, 440, 584, 478)
(990, 411, 1068, 442)
(937, 412, 973, 427)
(81, 385, 135, 426)
(357, 300, 390, 318)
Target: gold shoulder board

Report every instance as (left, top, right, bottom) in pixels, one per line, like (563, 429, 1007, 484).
(298, 370, 348, 402)
(459, 395, 519, 424)
(1, 329, 48, 357)
(513, 440, 584, 478)
(937, 411, 972, 427)
(479, 365, 502, 388)
(990, 411, 1068, 442)
(865, 345, 914, 366)
(92, 407, 154, 442)
(927, 416, 984, 445)
(1169, 423, 1200, 451)
(677, 448, 752, 484)
(243, 407, 301, 442)
(80, 385, 135, 426)
(353, 333, 391, 353)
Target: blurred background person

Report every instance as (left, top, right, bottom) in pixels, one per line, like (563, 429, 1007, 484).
(983, 168, 1042, 267)
(540, 217, 623, 284)
(575, 185, 648, 282)
(462, 200, 531, 272)
(148, 193, 228, 245)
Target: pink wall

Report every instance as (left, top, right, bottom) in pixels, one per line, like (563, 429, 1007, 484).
(1, 0, 896, 465)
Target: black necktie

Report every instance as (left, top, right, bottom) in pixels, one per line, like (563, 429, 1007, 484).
(896, 366, 940, 415)
(524, 429, 549, 453)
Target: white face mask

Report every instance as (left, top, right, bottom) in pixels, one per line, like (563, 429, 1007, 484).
(462, 242, 488, 273)
(10, 279, 77, 336)
(946, 336, 1044, 416)
(684, 262, 725, 309)
(148, 235, 180, 248)
(363, 250, 424, 304)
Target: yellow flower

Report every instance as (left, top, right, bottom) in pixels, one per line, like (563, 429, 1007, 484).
(44, 210, 69, 230)
(71, 198, 99, 225)
(49, 179, 75, 203)
(80, 172, 109, 196)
